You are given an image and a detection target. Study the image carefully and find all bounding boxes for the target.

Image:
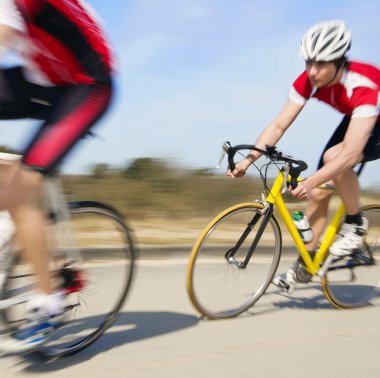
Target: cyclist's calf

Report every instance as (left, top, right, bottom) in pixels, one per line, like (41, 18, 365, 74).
(305, 186, 334, 250)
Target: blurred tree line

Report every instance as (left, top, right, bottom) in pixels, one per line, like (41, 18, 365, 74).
(62, 157, 380, 220)
(62, 157, 266, 219)
(0, 145, 20, 154)
(0, 143, 378, 220)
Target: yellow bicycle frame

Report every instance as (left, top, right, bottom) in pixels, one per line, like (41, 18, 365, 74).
(266, 169, 345, 275)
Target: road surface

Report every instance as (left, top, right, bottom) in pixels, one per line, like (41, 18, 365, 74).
(0, 251, 379, 378)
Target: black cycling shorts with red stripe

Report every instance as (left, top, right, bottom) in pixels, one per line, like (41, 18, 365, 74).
(0, 67, 113, 174)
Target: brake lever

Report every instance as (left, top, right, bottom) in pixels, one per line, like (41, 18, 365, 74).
(216, 148, 226, 169)
(216, 142, 232, 168)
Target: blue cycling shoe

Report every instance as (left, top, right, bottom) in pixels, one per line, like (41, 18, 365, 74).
(0, 292, 64, 354)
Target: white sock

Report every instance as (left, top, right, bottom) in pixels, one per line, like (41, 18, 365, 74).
(29, 291, 65, 317)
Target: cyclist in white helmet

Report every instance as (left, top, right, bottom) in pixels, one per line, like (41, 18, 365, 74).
(228, 20, 380, 293)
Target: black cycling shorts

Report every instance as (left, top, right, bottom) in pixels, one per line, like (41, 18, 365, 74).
(317, 115, 380, 169)
(0, 66, 113, 174)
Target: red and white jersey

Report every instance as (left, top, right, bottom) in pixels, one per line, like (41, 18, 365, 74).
(289, 61, 380, 122)
(0, 0, 114, 86)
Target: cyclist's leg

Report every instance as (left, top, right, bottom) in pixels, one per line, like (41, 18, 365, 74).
(325, 121, 380, 256)
(1, 72, 113, 349)
(325, 121, 380, 215)
(0, 68, 65, 350)
(22, 81, 113, 173)
(0, 66, 42, 266)
(0, 66, 57, 252)
(322, 117, 380, 214)
(305, 186, 333, 251)
(0, 67, 63, 294)
(18, 81, 113, 298)
(323, 143, 361, 215)
(2, 166, 52, 293)
(304, 116, 351, 248)
(0, 66, 62, 124)
(273, 117, 348, 290)
(323, 146, 366, 256)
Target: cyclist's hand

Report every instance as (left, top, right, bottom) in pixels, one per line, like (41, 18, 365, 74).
(290, 181, 312, 200)
(227, 159, 251, 178)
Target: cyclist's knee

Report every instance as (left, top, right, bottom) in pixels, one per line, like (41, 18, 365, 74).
(324, 146, 363, 175)
(3, 166, 43, 209)
(309, 186, 333, 203)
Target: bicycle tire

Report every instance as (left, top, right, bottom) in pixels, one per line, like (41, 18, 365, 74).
(3, 201, 136, 357)
(187, 202, 282, 319)
(322, 205, 380, 309)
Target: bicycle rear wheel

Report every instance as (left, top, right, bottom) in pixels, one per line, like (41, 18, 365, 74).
(322, 205, 380, 309)
(3, 201, 136, 357)
(187, 202, 282, 319)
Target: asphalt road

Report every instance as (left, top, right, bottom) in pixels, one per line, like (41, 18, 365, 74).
(1, 252, 380, 378)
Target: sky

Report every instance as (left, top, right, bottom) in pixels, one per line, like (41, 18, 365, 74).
(0, 0, 379, 186)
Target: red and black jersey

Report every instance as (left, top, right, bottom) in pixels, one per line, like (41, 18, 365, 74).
(289, 61, 380, 122)
(14, 0, 113, 85)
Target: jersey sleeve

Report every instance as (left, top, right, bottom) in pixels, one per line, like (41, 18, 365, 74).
(350, 87, 380, 119)
(289, 71, 313, 106)
(0, 0, 25, 32)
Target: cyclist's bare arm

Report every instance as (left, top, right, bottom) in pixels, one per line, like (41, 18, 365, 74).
(292, 116, 377, 199)
(228, 100, 304, 177)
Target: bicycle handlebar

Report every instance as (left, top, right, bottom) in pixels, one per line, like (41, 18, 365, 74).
(223, 142, 308, 189)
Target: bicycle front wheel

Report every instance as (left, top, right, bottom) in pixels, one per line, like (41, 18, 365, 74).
(322, 205, 380, 309)
(187, 202, 282, 319)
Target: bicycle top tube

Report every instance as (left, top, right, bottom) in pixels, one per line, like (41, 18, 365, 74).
(223, 142, 308, 189)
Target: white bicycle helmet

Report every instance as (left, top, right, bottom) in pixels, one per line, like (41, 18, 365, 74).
(300, 20, 351, 61)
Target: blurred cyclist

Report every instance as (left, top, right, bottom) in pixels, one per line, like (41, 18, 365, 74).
(0, 0, 114, 351)
(228, 20, 380, 293)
